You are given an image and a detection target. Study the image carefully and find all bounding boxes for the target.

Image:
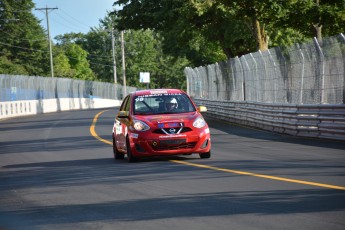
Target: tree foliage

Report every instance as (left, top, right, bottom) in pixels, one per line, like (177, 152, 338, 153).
(287, 0, 345, 40)
(113, 0, 345, 61)
(0, 0, 49, 75)
(52, 47, 75, 78)
(113, 0, 229, 65)
(121, 29, 190, 89)
(62, 43, 95, 80)
(79, 28, 115, 83)
(53, 12, 191, 89)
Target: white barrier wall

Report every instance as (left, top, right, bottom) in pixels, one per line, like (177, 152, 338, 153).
(0, 98, 121, 120)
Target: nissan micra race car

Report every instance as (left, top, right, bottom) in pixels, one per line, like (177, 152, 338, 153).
(112, 89, 211, 162)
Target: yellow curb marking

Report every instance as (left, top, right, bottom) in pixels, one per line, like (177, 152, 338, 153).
(90, 110, 112, 145)
(170, 160, 345, 191)
(91, 110, 345, 191)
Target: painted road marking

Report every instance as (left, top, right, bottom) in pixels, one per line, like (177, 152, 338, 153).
(90, 110, 112, 145)
(90, 110, 345, 191)
(169, 160, 345, 190)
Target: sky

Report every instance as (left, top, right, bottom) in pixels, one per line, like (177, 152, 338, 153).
(32, 0, 116, 39)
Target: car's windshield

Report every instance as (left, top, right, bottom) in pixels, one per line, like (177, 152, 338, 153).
(134, 93, 196, 115)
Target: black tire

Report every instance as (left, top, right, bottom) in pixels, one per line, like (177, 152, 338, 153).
(126, 137, 137, 162)
(113, 136, 124, 160)
(199, 151, 211, 159)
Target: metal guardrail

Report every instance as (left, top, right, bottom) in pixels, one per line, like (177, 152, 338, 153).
(195, 99, 345, 141)
(0, 74, 138, 102)
(0, 74, 138, 119)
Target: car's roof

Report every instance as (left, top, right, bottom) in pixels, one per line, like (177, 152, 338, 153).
(132, 89, 186, 97)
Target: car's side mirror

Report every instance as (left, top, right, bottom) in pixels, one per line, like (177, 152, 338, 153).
(117, 111, 129, 118)
(197, 106, 207, 112)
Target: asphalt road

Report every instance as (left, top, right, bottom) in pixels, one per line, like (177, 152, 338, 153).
(1, 108, 345, 230)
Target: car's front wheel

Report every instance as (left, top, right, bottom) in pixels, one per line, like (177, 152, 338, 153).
(113, 135, 124, 160)
(126, 137, 137, 162)
(199, 151, 211, 159)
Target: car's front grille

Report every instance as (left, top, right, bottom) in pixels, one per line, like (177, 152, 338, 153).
(152, 127, 193, 134)
(151, 141, 197, 151)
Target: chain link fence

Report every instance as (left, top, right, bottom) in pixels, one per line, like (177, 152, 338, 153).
(185, 34, 345, 104)
(0, 74, 137, 102)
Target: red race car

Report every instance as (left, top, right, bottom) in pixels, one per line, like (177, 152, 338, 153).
(112, 89, 211, 162)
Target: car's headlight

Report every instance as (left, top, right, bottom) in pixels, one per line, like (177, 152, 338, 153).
(133, 120, 150, 131)
(193, 117, 206, 128)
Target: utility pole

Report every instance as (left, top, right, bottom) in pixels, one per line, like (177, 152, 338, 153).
(111, 28, 117, 84)
(121, 31, 126, 97)
(111, 28, 118, 99)
(35, 6, 58, 78)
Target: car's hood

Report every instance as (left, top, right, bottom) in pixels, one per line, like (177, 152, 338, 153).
(134, 112, 199, 127)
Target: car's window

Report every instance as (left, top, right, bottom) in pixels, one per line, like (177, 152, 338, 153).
(124, 95, 131, 112)
(134, 93, 196, 115)
(120, 95, 130, 111)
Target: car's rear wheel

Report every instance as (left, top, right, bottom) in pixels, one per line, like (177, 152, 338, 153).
(113, 135, 124, 160)
(126, 137, 137, 162)
(199, 151, 211, 159)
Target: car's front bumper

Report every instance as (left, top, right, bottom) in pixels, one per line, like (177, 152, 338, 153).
(128, 127, 211, 157)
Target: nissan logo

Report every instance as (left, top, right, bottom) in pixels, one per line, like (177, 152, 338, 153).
(169, 128, 176, 134)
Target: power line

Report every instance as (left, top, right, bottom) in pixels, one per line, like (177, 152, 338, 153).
(48, 12, 89, 35)
(58, 8, 91, 31)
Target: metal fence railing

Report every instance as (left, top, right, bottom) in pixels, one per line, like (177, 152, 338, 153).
(194, 98, 345, 141)
(185, 34, 345, 104)
(0, 74, 137, 102)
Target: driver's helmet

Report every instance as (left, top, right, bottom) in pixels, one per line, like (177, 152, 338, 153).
(165, 97, 178, 111)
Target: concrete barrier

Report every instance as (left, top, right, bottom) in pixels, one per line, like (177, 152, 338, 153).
(0, 98, 121, 120)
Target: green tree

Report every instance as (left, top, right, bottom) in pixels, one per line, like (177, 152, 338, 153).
(63, 43, 95, 80)
(190, 0, 304, 52)
(0, 0, 49, 76)
(113, 0, 344, 62)
(0, 56, 28, 74)
(113, 0, 228, 65)
(53, 46, 75, 78)
(55, 32, 86, 45)
(55, 12, 191, 89)
(55, 17, 116, 82)
(120, 29, 190, 89)
(287, 0, 345, 40)
(82, 28, 114, 82)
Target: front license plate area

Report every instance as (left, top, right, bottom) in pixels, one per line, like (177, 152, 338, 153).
(159, 139, 186, 146)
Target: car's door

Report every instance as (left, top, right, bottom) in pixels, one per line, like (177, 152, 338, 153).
(115, 95, 131, 151)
